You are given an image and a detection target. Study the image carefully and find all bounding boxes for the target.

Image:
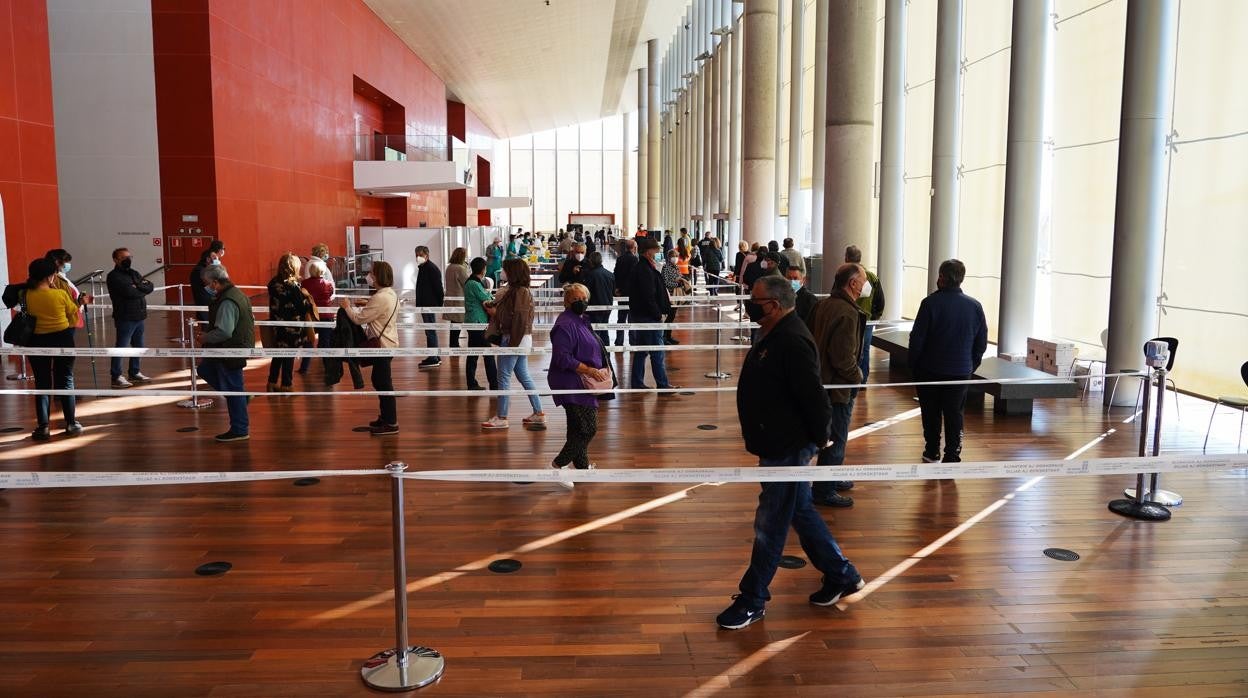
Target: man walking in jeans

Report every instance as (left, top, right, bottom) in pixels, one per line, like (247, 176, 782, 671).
(908, 259, 988, 463)
(105, 248, 153, 387)
(627, 237, 676, 390)
(717, 275, 864, 630)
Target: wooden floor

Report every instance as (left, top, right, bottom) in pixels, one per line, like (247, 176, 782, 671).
(1, 300, 1246, 697)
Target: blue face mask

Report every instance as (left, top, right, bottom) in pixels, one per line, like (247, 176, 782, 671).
(210, 258, 221, 266)
(62, 262, 72, 274)
(205, 285, 217, 297)
(790, 279, 802, 292)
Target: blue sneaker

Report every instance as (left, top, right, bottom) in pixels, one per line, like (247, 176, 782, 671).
(716, 595, 765, 630)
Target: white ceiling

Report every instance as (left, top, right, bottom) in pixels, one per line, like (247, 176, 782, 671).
(364, 0, 689, 139)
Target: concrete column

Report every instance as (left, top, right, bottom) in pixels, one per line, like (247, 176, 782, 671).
(728, 15, 743, 249)
(718, 10, 731, 219)
(637, 68, 648, 230)
(997, 0, 1052, 354)
(647, 39, 661, 231)
(786, 0, 805, 244)
(821, 0, 877, 290)
(1104, 0, 1178, 407)
(810, 0, 827, 250)
(926, 0, 964, 294)
(773, 0, 788, 239)
(742, 0, 778, 245)
(713, 46, 723, 227)
(877, 0, 906, 320)
(623, 109, 631, 232)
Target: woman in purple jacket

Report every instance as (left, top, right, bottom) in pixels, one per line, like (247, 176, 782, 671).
(547, 283, 611, 488)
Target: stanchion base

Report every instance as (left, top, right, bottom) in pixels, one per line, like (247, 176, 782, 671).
(361, 646, 445, 692)
(704, 371, 731, 380)
(1108, 498, 1172, 521)
(6, 374, 29, 381)
(730, 335, 749, 342)
(177, 398, 214, 409)
(168, 337, 190, 346)
(1124, 488, 1183, 506)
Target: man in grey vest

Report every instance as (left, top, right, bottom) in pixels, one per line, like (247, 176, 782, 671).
(198, 264, 254, 442)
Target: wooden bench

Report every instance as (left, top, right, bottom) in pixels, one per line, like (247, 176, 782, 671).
(871, 329, 1078, 415)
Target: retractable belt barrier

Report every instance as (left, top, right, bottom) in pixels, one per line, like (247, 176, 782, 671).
(0, 455, 1240, 490)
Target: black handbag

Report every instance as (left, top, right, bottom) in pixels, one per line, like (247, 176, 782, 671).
(3, 292, 36, 346)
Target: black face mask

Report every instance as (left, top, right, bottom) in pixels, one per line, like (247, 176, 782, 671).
(744, 300, 769, 323)
(570, 300, 588, 315)
(119, 258, 133, 270)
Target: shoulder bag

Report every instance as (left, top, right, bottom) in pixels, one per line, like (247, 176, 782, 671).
(3, 291, 36, 347)
(580, 328, 618, 398)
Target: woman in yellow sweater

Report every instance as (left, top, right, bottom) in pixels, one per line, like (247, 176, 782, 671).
(24, 258, 84, 440)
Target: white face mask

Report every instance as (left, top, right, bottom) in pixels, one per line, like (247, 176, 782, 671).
(759, 261, 769, 270)
(861, 280, 873, 297)
(415, 256, 427, 266)
(574, 253, 584, 262)
(500, 270, 508, 282)
(366, 273, 376, 287)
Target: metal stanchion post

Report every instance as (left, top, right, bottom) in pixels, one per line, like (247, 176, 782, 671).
(361, 463, 445, 692)
(1125, 364, 1183, 506)
(171, 284, 189, 346)
(705, 324, 730, 380)
(177, 318, 212, 409)
(1109, 342, 1172, 521)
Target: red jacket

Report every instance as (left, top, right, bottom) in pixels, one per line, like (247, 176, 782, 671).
(301, 277, 334, 320)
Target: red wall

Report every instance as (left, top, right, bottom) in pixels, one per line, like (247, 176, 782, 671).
(0, 0, 61, 279)
(153, 0, 494, 285)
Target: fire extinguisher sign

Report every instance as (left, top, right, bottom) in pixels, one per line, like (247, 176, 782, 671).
(152, 237, 162, 247)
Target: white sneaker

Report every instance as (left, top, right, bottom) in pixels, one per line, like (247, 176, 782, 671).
(481, 416, 509, 430)
(522, 412, 546, 425)
(551, 462, 574, 490)
(111, 376, 132, 388)
(129, 372, 151, 383)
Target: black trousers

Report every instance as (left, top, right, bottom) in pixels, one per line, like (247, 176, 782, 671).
(916, 373, 970, 461)
(371, 357, 397, 425)
(615, 304, 629, 343)
(554, 404, 598, 469)
(268, 358, 294, 386)
(466, 329, 498, 389)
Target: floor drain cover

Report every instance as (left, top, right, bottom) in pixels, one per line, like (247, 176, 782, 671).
(195, 561, 232, 576)
(176, 426, 199, 433)
(488, 559, 522, 574)
(1043, 548, 1080, 562)
(0, 427, 24, 434)
(696, 424, 718, 430)
(293, 478, 320, 487)
(678, 391, 696, 396)
(778, 555, 807, 569)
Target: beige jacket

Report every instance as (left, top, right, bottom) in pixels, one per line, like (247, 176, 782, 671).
(350, 287, 399, 348)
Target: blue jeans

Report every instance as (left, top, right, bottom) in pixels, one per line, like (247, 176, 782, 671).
(737, 443, 859, 608)
(629, 328, 670, 388)
(495, 354, 542, 418)
(422, 312, 439, 348)
(31, 328, 77, 427)
(860, 325, 873, 384)
(814, 396, 856, 498)
(111, 319, 145, 379)
(198, 360, 249, 435)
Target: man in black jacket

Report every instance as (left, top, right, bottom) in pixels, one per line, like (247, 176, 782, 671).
(105, 248, 154, 387)
(627, 237, 675, 390)
(580, 252, 615, 346)
(717, 274, 863, 630)
(785, 266, 819, 328)
(697, 232, 725, 295)
(413, 245, 444, 369)
(908, 259, 988, 463)
(612, 239, 639, 345)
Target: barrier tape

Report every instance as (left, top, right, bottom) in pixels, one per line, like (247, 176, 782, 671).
(0, 468, 389, 489)
(0, 343, 750, 359)
(0, 372, 1127, 400)
(398, 454, 1248, 485)
(1, 455, 1241, 491)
